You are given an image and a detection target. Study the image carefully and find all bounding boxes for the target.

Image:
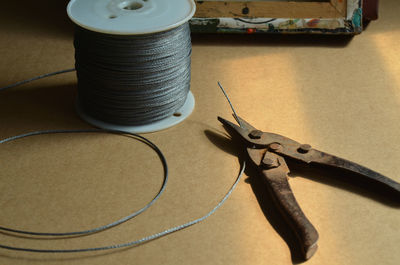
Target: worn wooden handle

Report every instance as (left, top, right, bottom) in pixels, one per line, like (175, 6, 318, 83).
(261, 167, 319, 260)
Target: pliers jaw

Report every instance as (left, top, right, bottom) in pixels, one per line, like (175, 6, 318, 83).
(218, 116, 274, 148)
(218, 116, 310, 162)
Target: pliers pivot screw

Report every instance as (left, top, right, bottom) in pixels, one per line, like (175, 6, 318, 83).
(298, 144, 312, 153)
(268, 143, 282, 151)
(262, 153, 280, 169)
(249, 130, 263, 139)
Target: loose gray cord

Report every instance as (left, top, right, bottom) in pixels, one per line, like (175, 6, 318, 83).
(0, 130, 244, 253)
(0, 129, 168, 237)
(0, 156, 245, 253)
(0, 75, 246, 253)
(0, 69, 76, 92)
(75, 23, 192, 125)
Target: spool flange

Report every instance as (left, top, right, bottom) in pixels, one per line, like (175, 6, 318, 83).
(76, 92, 195, 134)
(67, 0, 196, 35)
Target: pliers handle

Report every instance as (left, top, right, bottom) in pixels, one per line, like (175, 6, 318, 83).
(218, 116, 400, 260)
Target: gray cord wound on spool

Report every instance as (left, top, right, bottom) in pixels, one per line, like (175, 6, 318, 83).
(75, 23, 192, 126)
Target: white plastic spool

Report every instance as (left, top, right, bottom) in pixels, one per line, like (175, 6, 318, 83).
(67, 0, 196, 133)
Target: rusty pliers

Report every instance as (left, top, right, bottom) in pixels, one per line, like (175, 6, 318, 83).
(218, 116, 400, 260)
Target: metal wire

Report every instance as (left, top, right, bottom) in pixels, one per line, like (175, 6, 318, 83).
(74, 23, 192, 126)
(217, 82, 243, 128)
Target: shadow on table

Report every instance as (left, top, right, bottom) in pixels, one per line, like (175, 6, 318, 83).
(0, 0, 73, 38)
(0, 83, 87, 132)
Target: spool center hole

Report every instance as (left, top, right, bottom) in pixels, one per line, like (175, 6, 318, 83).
(121, 1, 143, 10)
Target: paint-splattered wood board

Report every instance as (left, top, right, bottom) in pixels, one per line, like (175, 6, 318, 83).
(190, 0, 366, 34)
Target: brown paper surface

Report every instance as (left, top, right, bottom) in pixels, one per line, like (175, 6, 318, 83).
(0, 1, 399, 264)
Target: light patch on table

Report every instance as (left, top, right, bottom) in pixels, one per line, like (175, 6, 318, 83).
(370, 32, 400, 104)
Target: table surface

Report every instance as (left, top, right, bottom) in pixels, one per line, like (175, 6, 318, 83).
(0, 1, 399, 264)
